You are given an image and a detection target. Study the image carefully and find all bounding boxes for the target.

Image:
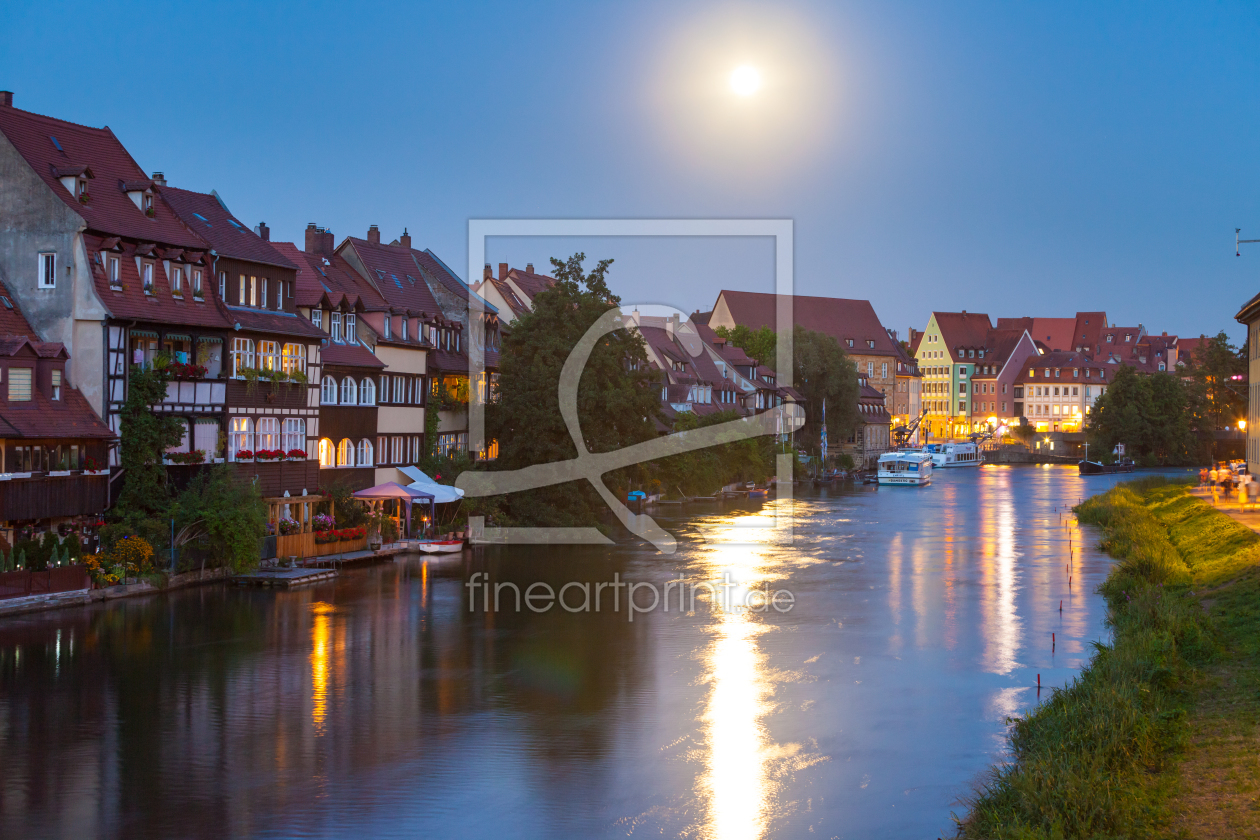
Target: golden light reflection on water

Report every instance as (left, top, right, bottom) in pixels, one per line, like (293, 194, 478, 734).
(310, 602, 334, 733)
(694, 512, 777, 840)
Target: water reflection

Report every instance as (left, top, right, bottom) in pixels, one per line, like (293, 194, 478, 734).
(310, 602, 333, 733)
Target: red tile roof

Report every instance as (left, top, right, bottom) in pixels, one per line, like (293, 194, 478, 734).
(225, 306, 326, 340)
(932, 311, 994, 352)
(0, 105, 205, 248)
(994, 317, 1075, 352)
(341, 237, 444, 316)
(159, 186, 296, 270)
(321, 341, 385, 370)
(716, 291, 899, 357)
(85, 234, 234, 329)
(270, 242, 389, 312)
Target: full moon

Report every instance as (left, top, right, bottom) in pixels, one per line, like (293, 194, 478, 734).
(729, 65, 762, 97)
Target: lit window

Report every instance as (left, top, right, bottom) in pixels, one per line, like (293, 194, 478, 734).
(283, 418, 305, 452)
(281, 343, 305, 374)
(257, 340, 280, 371)
(239, 275, 246, 305)
(340, 376, 357, 405)
(256, 417, 279, 451)
(321, 376, 337, 404)
(230, 417, 253, 458)
(250, 276, 257, 307)
(8, 367, 31, 401)
(337, 438, 354, 467)
(318, 438, 335, 466)
(51, 369, 61, 400)
(232, 337, 255, 376)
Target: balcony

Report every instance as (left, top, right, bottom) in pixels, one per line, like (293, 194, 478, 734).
(0, 472, 108, 522)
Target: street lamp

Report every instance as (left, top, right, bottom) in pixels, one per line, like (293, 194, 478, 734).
(1240, 419, 1248, 432)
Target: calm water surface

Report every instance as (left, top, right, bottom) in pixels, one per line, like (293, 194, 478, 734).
(0, 466, 1185, 839)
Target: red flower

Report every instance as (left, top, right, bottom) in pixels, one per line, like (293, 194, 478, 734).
(235, 450, 254, 460)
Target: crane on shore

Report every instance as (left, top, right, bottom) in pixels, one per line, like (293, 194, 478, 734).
(892, 408, 929, 449)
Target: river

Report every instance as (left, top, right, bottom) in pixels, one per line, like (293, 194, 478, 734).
(0, 465, 1183, 839)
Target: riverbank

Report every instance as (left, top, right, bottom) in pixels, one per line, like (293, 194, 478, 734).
(957, 476, 1260, 838)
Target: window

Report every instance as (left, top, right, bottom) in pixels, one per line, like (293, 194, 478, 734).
(282, 343, 305, 375)
(218, 271, 226, 298)
(846, 339, 853, 348)
(321, 375, 337, 404)
(108, 257, 121, 287)
(401, 318, 408, 341)
(345, 314, 356, 343)
(283, 418, 305, 453)
(172, 266, 183, 295)
(384, 317, 392, 340)
(192, 269, 202, 297)
(866, 362, 874, 377)
(142, 262, 154, 293)
(881, 362, 888, 379)
(378, 435, 389, 462)
(1072, 387, 1078, 396)
(312, 309, 322, 329)
(957, 349, 964, 358)
(392, 436, 404, 464)
(256, 417, 279, 451)
(250, 276, 257, 307)
(867, 340, 875, 349)
(1073, 368, 1079, 378)
(239, 275, 247, 305)
(318, 438, 335, 467)
(340, 377, 357, 405)
(143, 193, 153, 213)
(331, 311, 342, 342)
(337, 438, 354, 467)
(357, 439, 373, 467)
(260, 278, 269, 308)
(51, 369, 61, 400)
(231, 338, 255, 376)
(257, 340, 280, 371)
(230, 417, 253, 458)
(8, 368, 31, 401)
(359, 377, 376, 405)
(394, 375, 405, 403)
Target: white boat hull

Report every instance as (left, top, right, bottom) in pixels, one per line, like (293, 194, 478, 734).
(877, 473, 931, 486)
(416, 540, 463, 554)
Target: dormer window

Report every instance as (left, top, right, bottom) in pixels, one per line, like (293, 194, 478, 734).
(345, 314, 356, 343)
(384, 317, 392, 340)
(192, 269, 202, 297)
(867, 340, 875, 349)
(401, 318, 408, 341)
(172, 266, 183, 296)
(51, 370, 61, 401)
(142, 262, 154, 294)
(331, 311, 343, 342)
(108, 256, 121, 288)
(1125, 334, 1131, 342)
(77, 178, 89, 201)
(846, 339, 853, 348)
(1106, 334, 1113, 343)
(978, 350, 985, 358)
(311, 309, 322, 329)
(143, 193, 154, 215)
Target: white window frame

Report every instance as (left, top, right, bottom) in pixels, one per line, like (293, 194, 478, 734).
(331, 311, 343, 343)
(281, 342, 306, 375)
(311, 309, 322, 329)
(38, 252, 57, 289)
(256, 417, 279, 451)
(51, 369, 61, 401)
(142, 262, 154, 294)
(192, 268, 202, 297)
(337, 438, 354, 467)
(108, 256, 121, 287)
(383, 316, 391, 340)
(232, 337, 255, 377)
(321, 376, 338, 404)
(230, 417, 254, 458)
(340, 376, 357, 405)
(172, 266, 183, 296)
(282, 418, 306, 453)
(359, 377, 376, 405)
(345, 313, 356, 343)
(357, 438, 373, 467)
(401, 318, 408, 341)
(257, 340, 280, 372)
(318, 438, 335, 467)
(218, 271, 226, 298)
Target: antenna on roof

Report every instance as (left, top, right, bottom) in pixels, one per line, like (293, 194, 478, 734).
(1238, 228, 1260, 257)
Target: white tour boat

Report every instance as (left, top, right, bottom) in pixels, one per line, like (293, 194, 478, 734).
(877, 451, 934, 486)
(924, 442, 984, 468)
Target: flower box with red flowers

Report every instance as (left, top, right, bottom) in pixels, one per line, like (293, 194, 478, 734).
(255, 449, 284, 461)
(287, 448, 307, 460)
(166, 361, 207, 380)
(235, 450, 254, 461)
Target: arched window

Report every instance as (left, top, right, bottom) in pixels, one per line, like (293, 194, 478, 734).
(230, 417, 253, 459)
(337, 438, 354, 467)
(256, 417, 279, 451)
(357, 438, 373, 466)
(257, 340, 280, 371)
(282, 418, 305, 453)
(282, 343, 306, 375)
(359, 377, 376, 405)
(232, 337, 254, 377)
(321, 376, 337, 404)
(340, 376, 357, 405)
(318, 438, 335, 467)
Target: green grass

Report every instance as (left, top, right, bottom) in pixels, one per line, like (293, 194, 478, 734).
(957, 476, 1258, 840)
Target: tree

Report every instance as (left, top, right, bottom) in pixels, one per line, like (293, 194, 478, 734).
(714, 324, 777, 370)
(170, 465, 267, 573)
(1088, 366, 1196, 464)
(104, 364, 185, 548)
(792, 326, 860, 457)
(1187, 331, 1246, 431)
(486, 253, 662, 525)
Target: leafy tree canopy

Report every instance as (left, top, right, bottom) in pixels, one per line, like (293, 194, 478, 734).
(714, 324, 777, 371)
(1089, 366, 1198, 464)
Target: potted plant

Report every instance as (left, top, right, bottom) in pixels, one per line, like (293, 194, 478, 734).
(235, 449, 254, 461)
(287, 448, 307, 460)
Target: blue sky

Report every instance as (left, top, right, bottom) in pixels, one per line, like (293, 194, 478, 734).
(3, 1, 1258, 342)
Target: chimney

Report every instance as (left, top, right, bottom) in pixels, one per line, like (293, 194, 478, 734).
(322, 229, 334, 255)
(525, 262, 534, 274)
(498, 262, 508, 281)
(484, 264, 493, 281)
(255, 222, 270, 241)
(399, 227, 411, 250)
(0, 91, 12, 108)
(666, 313, 679, 337)
(150, 171, 166, 186)
(367, 224, 381, 245)
(961, 309, 967, 316)
(305, 223, 320, 254)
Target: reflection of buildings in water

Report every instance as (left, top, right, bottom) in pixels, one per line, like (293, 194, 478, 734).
(888, 532, 903, 652)
(978, 469, 1021, 675)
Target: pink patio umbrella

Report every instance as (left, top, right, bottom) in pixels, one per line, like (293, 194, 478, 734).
(351, 482, 435, 538)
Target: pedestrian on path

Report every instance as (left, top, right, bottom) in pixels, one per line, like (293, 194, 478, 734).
(1200, 467, 1208, 486)
(1210, 464, 1219, 488)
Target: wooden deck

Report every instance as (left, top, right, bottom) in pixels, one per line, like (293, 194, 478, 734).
(232, 568, 338, 588)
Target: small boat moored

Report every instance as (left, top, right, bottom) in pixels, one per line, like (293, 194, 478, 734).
(415, 539, 464, 554)
(1078, 459, 1136, 475)
(877, 451, 934, 486)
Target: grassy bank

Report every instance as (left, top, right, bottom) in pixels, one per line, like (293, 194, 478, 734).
(958, 476, 1260, 839)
